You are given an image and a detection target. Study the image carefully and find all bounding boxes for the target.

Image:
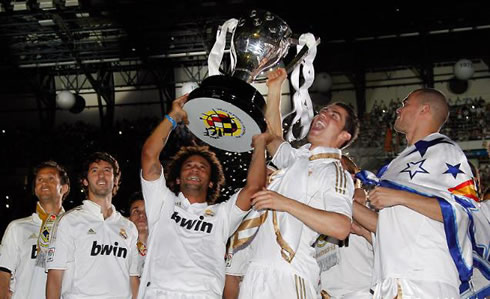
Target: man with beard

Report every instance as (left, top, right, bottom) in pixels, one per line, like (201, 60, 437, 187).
(353, 88, 486, 298)
(46, 152, 140, 299)
(0, 161, 69, 299)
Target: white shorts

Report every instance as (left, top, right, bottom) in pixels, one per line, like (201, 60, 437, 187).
(144, 288, 220, 299)
(239, 262, 318, 299)
(323, 289, 372, 299)
(373, 278, 459, 299)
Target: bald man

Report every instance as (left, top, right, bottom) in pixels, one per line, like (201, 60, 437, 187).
(353, 88, 483, 298)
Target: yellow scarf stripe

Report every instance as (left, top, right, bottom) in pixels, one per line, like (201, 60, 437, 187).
(273, 211, 296, 263)
(232, 211, 268, 250)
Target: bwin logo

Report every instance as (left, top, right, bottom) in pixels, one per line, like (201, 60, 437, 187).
(171, 212, 213, 233)
(31, 245, 38, 259)
(90, 241, 128, 258)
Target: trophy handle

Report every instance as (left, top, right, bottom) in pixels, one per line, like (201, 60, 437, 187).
(253, 37, 321, 83)
(285, 37, 321, 73)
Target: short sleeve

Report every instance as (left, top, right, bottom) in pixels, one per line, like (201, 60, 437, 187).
(271, 142, 298, 169)
(313, 166, 354, 220)
(140, 167, 175, 227)
(220, 190, 248, 239)
(128, 223, 140, 277)
(0, 222, 19, 273)
(46, 217, 73, 270)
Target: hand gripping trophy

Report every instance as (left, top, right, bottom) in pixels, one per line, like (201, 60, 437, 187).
(183, 9, 318, 152)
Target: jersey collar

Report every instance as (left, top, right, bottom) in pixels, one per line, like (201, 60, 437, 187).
(82, 199, 118, 220)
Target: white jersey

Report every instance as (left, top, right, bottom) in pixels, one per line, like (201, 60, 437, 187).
(318, 233, 373, 298)
(225, 238, 253, 277)
(138, 168, 247, 298)
(46, 200, 139, 299)
(373, 133, 475, 298)
(240, 143, 354, 298)
(0, 213, 43, 299)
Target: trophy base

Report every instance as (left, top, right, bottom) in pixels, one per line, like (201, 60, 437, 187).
(184, 75, 266, 152)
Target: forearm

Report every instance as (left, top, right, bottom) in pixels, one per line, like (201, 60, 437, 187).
(285, 199, 351, 240)
(141, 116, 174, 180)
(400, 193, 443, 222)
(352, 201, 378, 233)
(0, 271, 11, 299)
(130, 276, 140, 299)
(223, 275, 240, 299)
(265, 88, 283, 138)
(236, 143, 267, 211)
(351, 220, 373, 244)
(46, 269, 63, 299)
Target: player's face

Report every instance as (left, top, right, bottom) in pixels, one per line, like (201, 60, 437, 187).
(394, 94, 421, 134)
(129, 199, 148, 233)
(308, 104, 350, 148)
(84, 160, 115, 197)
(178, 155, 213, 193)
(34, 167, 67, 202)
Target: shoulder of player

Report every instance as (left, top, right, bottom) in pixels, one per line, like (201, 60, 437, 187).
(425, 136, 464, 158)
(314, 160, 346, 175)
(54, 205, 84, 224)
(1, 215, 36, 239)
(7, 215, 36, 227)
(114, 212, 138, 231)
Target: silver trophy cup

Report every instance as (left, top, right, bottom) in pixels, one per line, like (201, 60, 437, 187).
(183, 10, 292, 152)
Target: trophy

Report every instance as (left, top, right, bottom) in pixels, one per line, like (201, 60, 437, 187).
(183, 10, 293, 152)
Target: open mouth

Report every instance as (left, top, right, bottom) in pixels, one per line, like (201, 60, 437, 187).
(186, 176, 201, 182)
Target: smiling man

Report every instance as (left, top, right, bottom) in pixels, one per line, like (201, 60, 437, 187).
(0, 161, 69, 299)
(236, 68, 360, 299)
(138, 94, 269, 298)
(46, 152, 140, 299)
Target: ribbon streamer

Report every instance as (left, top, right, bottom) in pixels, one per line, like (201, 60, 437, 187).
(287, 33, 317, 142)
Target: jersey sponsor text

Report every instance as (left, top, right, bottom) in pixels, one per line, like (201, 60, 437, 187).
(90, 241, 128, 258)
(171, 211, 213, 233)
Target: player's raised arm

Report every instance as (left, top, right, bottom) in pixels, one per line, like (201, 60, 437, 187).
(141, 94, 188, 181)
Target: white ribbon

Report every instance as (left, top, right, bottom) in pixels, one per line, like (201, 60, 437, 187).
(207, 18, 238, 77)
(287, 33, 317, 142)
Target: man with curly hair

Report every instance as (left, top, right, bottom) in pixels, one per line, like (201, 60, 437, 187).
(46, 152, 140, 299)
(138, 94, 269, 299)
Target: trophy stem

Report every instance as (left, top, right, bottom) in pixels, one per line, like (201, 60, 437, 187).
(232, 68, 254, 83)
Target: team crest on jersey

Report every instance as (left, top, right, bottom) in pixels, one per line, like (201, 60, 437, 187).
(204, 209, 215, 217)
(200, 109, 244, 139)
(315, 235, 328, 248)
(119, 228, 128, 239)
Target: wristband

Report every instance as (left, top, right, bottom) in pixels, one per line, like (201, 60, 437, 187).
(165, 114, 177, 130)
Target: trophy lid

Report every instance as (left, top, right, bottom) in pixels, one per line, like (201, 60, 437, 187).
(232, 10, 292, 83)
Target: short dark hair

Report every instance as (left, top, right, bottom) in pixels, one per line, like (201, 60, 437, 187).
(411, 88, 449, 127)
(166, 145, 224, 204)
(33, 160, 70, 201)
(128, 191, 143, 209)
(331, 102, 360, 149)
(80, 152, 121, 196)
(126, 191, 144, 217)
